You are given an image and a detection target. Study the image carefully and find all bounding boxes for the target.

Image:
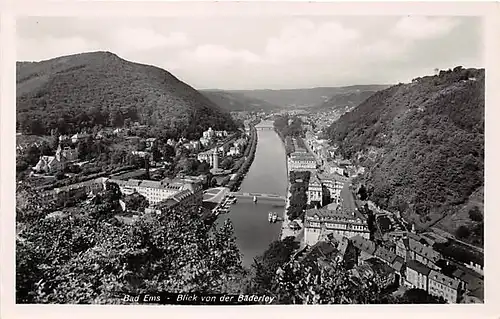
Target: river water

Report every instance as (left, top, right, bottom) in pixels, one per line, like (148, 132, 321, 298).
(216, 125, 288, 268)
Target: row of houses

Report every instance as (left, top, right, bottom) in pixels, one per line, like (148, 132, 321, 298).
(344, 233, 479, 303)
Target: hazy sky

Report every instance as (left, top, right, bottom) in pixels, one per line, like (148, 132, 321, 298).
(16, 16, 483, 90)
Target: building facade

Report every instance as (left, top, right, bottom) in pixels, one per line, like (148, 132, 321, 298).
(428, 270, 461, 303)
(307, 174, 323, 207)
(405, 259, 431, 291)
(304, 207, 370, 247)
(288, 151, 317, 171)
(109, 177, 203, 206)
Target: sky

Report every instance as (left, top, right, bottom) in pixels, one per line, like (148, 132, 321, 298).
(16, 15, 483, 90)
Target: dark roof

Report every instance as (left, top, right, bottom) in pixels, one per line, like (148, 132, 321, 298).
(365, 257, 395, 276)
(408, 238, 441, 262)
(350, 235, 376, 255)
(374, 246, 397, 264)
(392, 256, 405, 272)
(407, 259, 432, 276)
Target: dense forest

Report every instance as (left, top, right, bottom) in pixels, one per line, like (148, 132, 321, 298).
(17, 51, 237, 140)
(327, 67, 484, 242)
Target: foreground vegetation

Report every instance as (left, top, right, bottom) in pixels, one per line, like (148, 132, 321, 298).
(16, 183, 244, 303)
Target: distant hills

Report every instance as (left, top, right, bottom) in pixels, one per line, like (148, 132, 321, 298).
(327, 67, 484, 246)
(16, 51, 237, 140)
(313, 90, 381, 111)
(222, 85, 391, 109)
(201, 90, 281, 112)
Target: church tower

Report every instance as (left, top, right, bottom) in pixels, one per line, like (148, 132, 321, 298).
(55, 143, 63, 162)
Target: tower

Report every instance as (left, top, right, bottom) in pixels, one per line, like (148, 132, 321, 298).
(55, 143, 63, 162)
(212, 148, 219, 170)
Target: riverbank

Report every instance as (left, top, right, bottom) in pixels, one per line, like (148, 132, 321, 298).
(225, 125, 258, 191)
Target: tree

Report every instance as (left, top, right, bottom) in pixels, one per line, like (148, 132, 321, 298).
(123, 192, 149, 212)
(220, 157, 234, 170)
(16, 191, 244, 303)
(398, 288, 446, 304)
(251, 237, 297, 294)
(455, 225, 471, 239)
(468, 206, 483, 222)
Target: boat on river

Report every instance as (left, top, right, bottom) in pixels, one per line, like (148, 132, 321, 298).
(268, 212, 278, 223)
(253, 196, 258, 203)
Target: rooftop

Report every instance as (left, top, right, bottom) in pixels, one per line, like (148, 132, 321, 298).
(350, 235, 376, 255)
(374, 246, 397, 264)
(305, 207, 366, 224)
(408, 238, 441, 262)
(407, 259, 432, 276)
(429, 270, 461, 290)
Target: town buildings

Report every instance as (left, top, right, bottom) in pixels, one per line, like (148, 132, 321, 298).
(33, 144, 79, 174)
(108, 177, 203, 206)
(288, 151, 317, 171)
(304, 205, 370, 246)
(396, 236, 441, 270)
(351, 234, 377, 264)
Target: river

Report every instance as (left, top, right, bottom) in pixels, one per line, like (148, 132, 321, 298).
(216, 124, 288, 268)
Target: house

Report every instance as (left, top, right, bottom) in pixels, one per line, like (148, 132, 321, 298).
(363, 257, 396, 289)
(202, 127, 215, 140)
(374, 246, 397, 266)
(396, 236, 441, 270)
(199, 137, 211, 147)
(145, 138, 157, 149)
(71, 132, 90, 144)
(391, 256, 405, 285)
(350, 235, 377, 264)
(167, 139, 176, 147)
(405, 259, 431, 291)
(33, 156, 63, 174)
(227, 146, 241, 157)
(307, 173, 323, 207)
(428, 270, 462, 303)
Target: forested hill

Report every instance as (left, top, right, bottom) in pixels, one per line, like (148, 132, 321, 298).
(16, 51, 237, 139)
(327, 67, 484, 241)
(201, 90, 282, 112)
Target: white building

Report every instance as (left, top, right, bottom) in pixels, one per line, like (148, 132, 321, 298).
(109, 177, 203, 206)
(288, 152, 316, 171)
(428, 270, 461, 303)
(304, 204, 370, 246)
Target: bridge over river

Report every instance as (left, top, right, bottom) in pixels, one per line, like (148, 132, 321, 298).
(254, 120, 275, 131)
(230, 191, 286, 204)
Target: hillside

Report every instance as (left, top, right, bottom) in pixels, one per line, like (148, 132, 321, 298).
(313, 90, 378, 111)
(201, 90, 281, 112)
(327, 67, 484, 245)
(17, 51, 237, 140)
(230, 85, 390, 108)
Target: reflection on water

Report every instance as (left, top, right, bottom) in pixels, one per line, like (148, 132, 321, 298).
(216, 129, 288, 268)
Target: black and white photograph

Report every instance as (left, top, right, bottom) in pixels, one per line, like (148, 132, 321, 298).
(2, 1, 498, 313)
